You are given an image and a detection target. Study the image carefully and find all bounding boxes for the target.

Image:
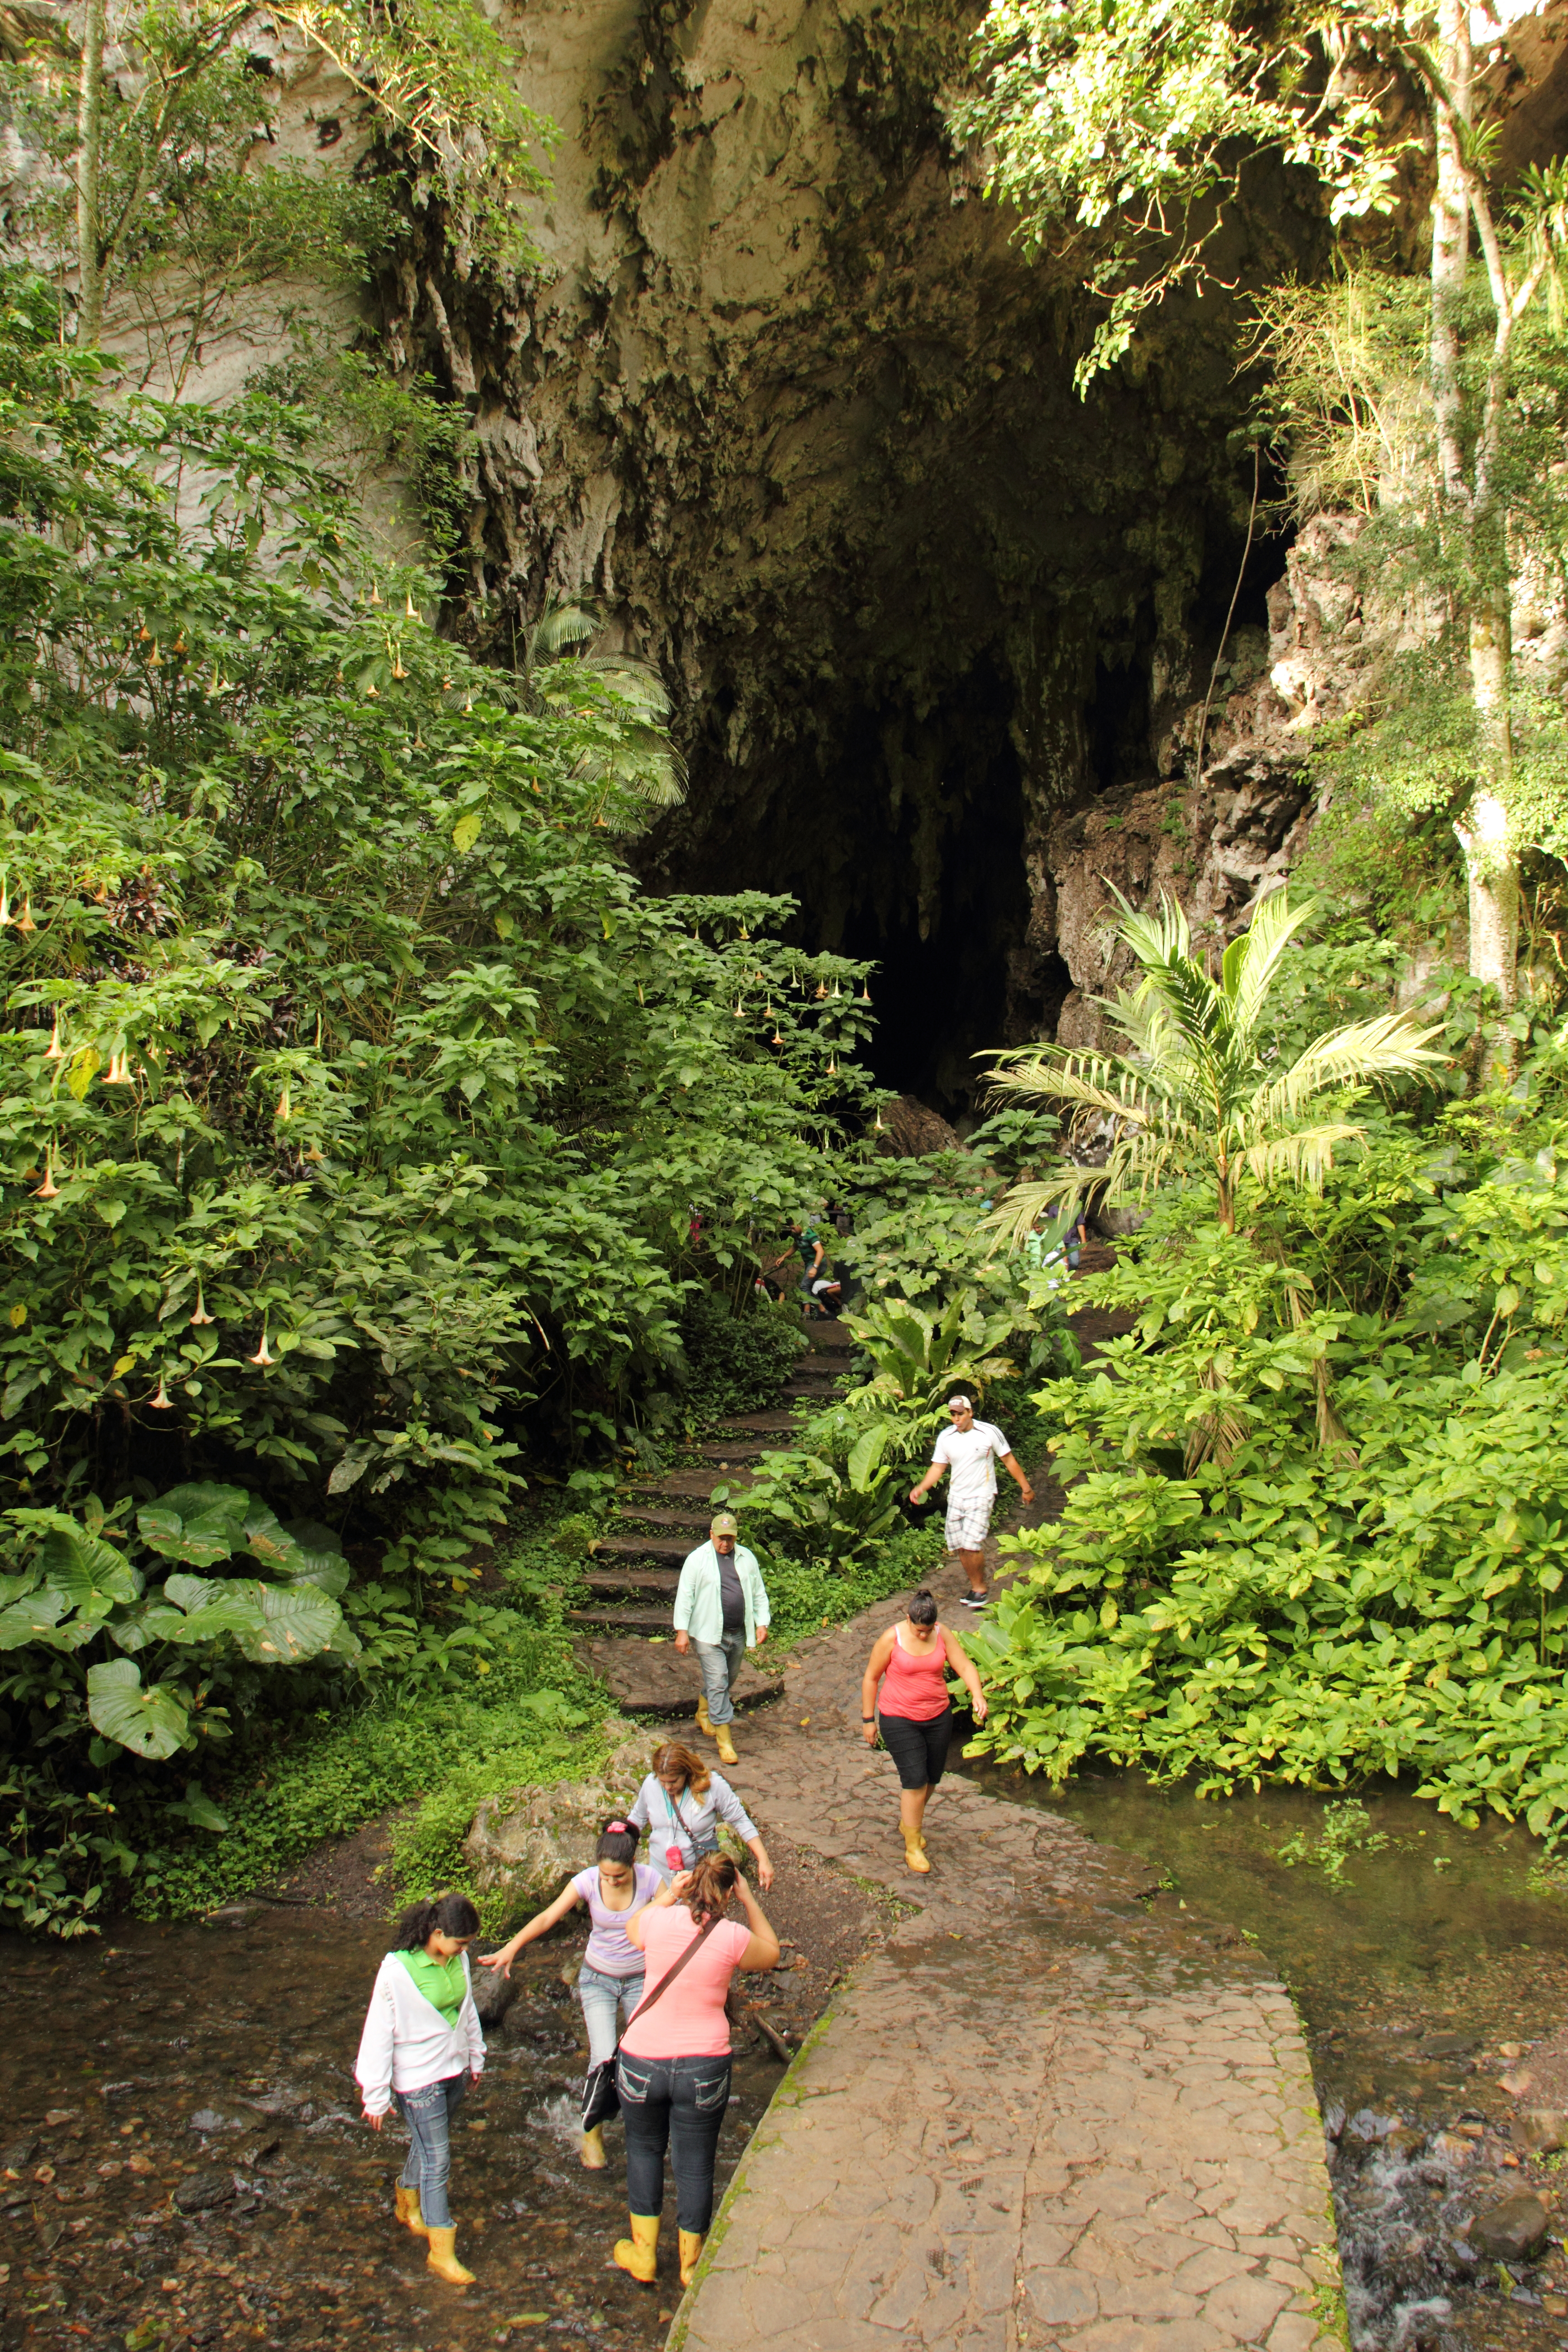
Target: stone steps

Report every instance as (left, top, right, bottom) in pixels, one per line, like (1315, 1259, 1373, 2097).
(588, 1531, 691, 1566)
(583, 1568, 678, 1601)
(567, 1604, 674, 1635)
(693, 1436, 769, 1464)
(612, 1504, 710, 1532)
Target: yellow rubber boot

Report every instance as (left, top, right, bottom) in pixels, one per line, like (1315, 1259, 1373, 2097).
(695, 1693, 713, 1735)
(425, 2225, 475, 2285)
(394, 2184, 429, 2238)
(613, 2213, 661, 2283)
(714, 1723, 738, 1766)
(580, 2124, 607, 2170)
(679, 2229, 705, 2287)
(903, 1827, 931, 1874)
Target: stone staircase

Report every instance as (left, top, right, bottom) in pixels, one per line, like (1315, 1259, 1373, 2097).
(567, 1319, 857, 1714)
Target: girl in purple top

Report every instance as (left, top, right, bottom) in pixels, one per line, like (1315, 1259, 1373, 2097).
(479, 1819, 660, 2170)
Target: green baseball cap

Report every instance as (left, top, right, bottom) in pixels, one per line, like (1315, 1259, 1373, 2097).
(710, 1512, 740, 1538)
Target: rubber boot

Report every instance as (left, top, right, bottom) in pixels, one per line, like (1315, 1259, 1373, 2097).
(613, 2213, 661, 2284)
(394, 2183, 429, 2238)
(580, 2124, 608, 2171)
(695, 1693, 713, 1736)
(714, 1722, 739, 1766)
(425, 2226, 475, 2285)
(679, 2229, 705, 2287)
(903, 1826, 931, 1874)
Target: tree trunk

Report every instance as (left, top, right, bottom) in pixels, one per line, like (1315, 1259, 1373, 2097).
(1429, 0, 1472, 502)
(76, 0, 105, 346)
(1456, 587, 1521, 1054)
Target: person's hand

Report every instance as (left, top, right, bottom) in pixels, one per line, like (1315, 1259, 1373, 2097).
(362, 2107, 385, 2132)
(471, 2066, 483, 2081)
(476, 1946, 513, 1977)
(1020, 1483, 1035, 1505)
(862, 1720, 877, 1746)
(674, 1629, 690, 1654)
(909, 1483, 927, 1507)
(666, 1870, 692, 1899)
(972, 1693, 989, 1724)
(756, 1855, 775, 1891)
(755, 1625, 769, 1646)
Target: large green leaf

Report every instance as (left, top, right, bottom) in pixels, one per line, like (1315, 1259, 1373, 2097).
(39, 1527, 142, 1613)
(847, 1422, 892, 1493)
(0, 1586, 69, 1649)
(137, 1483, 249, 1568)
(279, 1519, 351, 1596)
(241, 1499, 297, 1570)
(86, 1658, 191, 1760)
(160, 1573, 267, 1643)
(236, 1580, 343, 1664)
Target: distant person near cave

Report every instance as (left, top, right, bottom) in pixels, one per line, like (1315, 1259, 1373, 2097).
(909, 1395, 1034, 1609)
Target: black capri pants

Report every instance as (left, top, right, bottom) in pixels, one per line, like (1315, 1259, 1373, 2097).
(878, 1705, 954, 1789)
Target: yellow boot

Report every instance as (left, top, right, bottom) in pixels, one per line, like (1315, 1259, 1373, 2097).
(714, 1722, 738, 1766)
(613, 2213, 661, 2284)
(580, 2124, 607, 2170)
(903, 1827, 931, 1874)
(679, 2228, 705, 2287)
(425, 2225, 474, 2285)
(394, 2183, 429, 2238)
(695, 1693, 713, 1736)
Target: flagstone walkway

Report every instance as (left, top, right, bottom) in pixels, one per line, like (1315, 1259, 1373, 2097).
(665, 1551, 1343, 2352)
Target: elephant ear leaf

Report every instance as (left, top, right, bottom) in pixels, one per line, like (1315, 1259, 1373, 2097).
(162, 1575, 267, 1644)
(278, 1518, 351, 1597)
(0, 1585, 69, 1649)
(236, 1582, 343, 1664)
(86, 1658, 191, 1759)
(39, 1526, 142, 1613)
(137, 1482, 248, 1567)
(242, 1499, 296, 1571)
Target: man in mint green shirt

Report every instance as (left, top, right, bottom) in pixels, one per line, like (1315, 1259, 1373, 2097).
(673, 1511, 769, 1764)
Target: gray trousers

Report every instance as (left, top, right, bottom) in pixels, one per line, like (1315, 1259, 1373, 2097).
(692, 1629, 746, 1725)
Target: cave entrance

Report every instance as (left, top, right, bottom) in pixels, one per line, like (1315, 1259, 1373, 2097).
(668, 652, 1037, 1121)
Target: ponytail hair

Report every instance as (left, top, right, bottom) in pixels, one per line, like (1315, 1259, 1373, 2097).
(597, 1818, 641, 1866)
(681, 1852, 738, 1927)
(391, 1891, 481, 1951)
(906, 1587, 938, 1627)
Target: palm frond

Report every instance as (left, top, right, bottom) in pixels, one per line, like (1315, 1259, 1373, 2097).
(1224, 889, 1321, 1043)
(1235, 1122, 1364, 1192)
(1256, 1011, 1445, 1125)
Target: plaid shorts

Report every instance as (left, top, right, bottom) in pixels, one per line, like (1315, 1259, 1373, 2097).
(945, 1492, 995, 1554)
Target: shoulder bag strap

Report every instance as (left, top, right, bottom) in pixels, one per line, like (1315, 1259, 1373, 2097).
(632, 1913, 720, 2019)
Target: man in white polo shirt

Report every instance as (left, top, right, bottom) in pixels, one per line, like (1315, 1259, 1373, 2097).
(909, 1395, 1034, 1611)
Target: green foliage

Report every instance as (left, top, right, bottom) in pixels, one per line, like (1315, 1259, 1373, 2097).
(672, 1294, 804, 1427)
(761, 1520, 946, 1646)
(837, 1290, 1020, 1488)
(988, 888, 1443, 1241)
(964, 1112, 1568, 1842)
(1274, 1798, 1387, 1891)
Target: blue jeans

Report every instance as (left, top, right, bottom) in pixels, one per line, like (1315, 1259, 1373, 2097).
(394, 2070, 466, 2228)
(578, 1961, 646, 2069)
(616, 2051, 732, 2232)
(692, 1629, 746, 1725)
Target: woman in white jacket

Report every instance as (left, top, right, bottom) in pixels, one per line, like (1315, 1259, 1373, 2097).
(355, 1893, 486, 2286)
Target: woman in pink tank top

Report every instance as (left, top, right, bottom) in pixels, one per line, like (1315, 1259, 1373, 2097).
(860, 1587, 988, 1874)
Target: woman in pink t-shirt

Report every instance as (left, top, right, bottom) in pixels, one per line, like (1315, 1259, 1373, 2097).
(611, 1853, 779, 2292)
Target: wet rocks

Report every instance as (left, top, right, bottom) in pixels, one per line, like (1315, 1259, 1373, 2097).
(1515, 2107, 1568, 2153)
(470, 1968, 517, 2031)
(1468, 2194, 1550, 2261)
(171, 2169, 235, 2215)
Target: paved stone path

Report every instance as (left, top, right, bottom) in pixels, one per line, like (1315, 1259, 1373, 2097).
(663, 1534, 1342, 2352)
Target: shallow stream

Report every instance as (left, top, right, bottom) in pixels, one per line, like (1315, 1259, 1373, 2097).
(970, 1764, 1568, 2352)
(0, 1914, 778, 2352)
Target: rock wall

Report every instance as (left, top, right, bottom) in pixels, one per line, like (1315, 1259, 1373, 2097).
(381, 0, 1326, 1104)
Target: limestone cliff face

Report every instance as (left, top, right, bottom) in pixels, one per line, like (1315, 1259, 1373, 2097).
(381, 0, 1322, 1103)
(378, 0, 1567, 1104)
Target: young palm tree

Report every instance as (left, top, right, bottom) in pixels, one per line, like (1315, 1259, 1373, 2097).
(988, 889, 1444, 1241)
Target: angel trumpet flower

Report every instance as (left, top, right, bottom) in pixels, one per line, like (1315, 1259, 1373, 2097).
(189, 1288, 215, 1326)
(248, 1330, 275, 1367)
